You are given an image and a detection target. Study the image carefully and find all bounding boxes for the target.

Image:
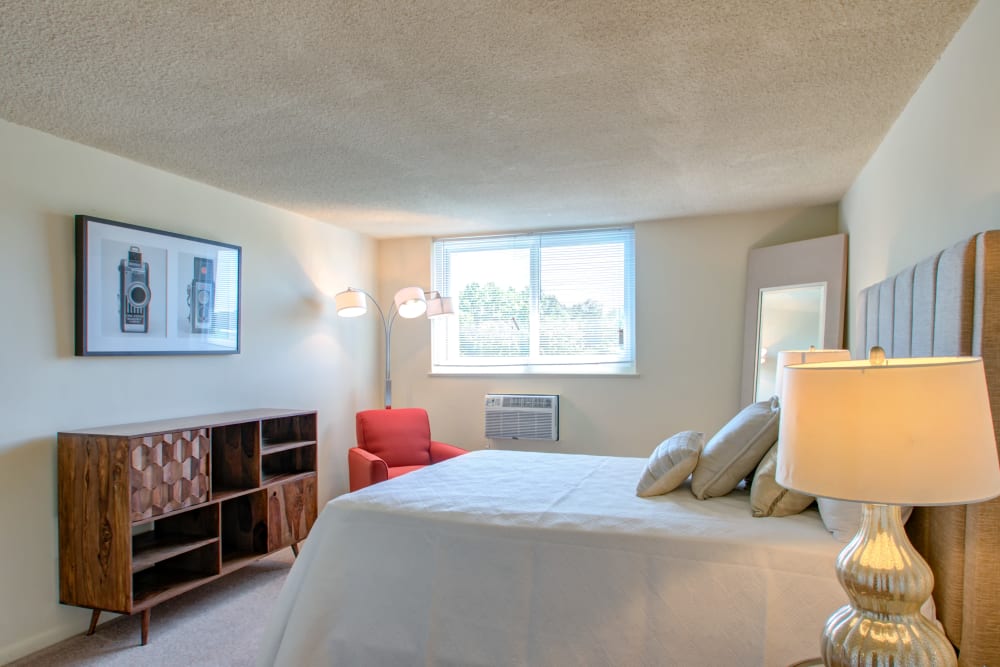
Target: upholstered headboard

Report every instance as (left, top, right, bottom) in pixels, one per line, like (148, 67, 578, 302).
(854, 230, 1000, 667)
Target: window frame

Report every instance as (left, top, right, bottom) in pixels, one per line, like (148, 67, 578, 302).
(431, 227, 636, 375)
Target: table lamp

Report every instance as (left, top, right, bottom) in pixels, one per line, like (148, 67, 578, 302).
(776, 348, 1000, 666)
(773, 347, 850, 400)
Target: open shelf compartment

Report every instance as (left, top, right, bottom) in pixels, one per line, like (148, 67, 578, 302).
(131, 503, 220, 574)
(211, 421, 261, 492)
(131, 542, 220, 611)
(261, 413, 317, 449)
(220, 490, 269, 572)
(261, 444, 316, 484)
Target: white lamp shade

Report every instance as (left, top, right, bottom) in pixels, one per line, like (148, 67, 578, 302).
(394, 286, 427, 319)
(426, 295, 454, 318)
(774, 349, 851, 400)
(776, 356, 1000, 505)
(335, 289, 367, 317)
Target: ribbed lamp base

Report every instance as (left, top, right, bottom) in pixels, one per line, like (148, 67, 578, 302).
(821, 504, 957, 667)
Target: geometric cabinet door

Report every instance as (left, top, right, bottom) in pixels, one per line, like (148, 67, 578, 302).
(130, 429, 210, 521)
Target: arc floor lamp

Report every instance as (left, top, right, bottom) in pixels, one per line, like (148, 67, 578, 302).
(335, 286, 454, 408)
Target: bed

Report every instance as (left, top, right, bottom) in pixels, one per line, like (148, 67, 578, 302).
(259, 451, 844, 666)
(259, 231, 1000, 667)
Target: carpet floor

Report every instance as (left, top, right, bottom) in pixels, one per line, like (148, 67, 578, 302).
(9, 550, 295, 666)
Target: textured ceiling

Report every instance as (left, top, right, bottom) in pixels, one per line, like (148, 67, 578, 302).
(0, 1, 976, 238)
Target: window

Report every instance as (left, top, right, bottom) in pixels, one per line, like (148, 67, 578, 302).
(210, 248, 240, 345)
(431, 227, 635, 373)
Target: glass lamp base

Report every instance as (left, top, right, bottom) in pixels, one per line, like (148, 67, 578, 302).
(821, 504, 957, 667)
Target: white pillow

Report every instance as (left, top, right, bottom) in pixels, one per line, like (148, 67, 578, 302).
(691, 398, 780, 499)
(636, 431, 705, 497)
(817, 498, 914, 542)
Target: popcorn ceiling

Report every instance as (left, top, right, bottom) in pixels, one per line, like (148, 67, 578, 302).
(0, 1, 976, 237)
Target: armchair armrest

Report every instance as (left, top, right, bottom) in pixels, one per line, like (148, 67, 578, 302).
(429, 440, 468, 463)
(348, 447, 389, 492)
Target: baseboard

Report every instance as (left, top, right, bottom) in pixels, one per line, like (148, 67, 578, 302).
(0, 611, 122, 664)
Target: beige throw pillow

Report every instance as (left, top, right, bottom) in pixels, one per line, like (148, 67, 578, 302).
(691, 398, 780, 499)
(750, 442, 815, 517)
(636, 431, 705, 497)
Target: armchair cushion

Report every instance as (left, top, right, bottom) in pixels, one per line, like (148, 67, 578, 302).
(356, 408, 432, 468)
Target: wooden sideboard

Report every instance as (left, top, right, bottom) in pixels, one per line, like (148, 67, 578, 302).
(57, 408, 318, 644)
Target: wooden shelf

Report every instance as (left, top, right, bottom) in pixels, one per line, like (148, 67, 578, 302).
(221, 550, 265, 575)
(261, 439, 316, 455)
(59, 408, 319, 645)
(131, 499, 214, 528)
(61, 409, 315, 439)
(132, 568, 221, 612)
(211, 485, 260, 503)
(261, 470, 316, 488)
(132, 534, 219, 573)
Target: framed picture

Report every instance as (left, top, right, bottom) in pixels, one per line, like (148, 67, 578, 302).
(75, 215, 242, 355)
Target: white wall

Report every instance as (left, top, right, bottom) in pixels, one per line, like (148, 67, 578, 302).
(14, 0, 992, 648)
(0, 120, 379, 662)
(378, 205, 839, 458)
(841, 0, 1000, 339)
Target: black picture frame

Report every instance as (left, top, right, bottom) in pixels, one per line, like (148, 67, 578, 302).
(75, 215, 242, 356)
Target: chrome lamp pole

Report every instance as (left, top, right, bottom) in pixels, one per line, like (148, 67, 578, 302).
(335, 286, 453, 409)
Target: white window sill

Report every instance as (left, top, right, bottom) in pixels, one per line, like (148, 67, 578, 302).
(430, 363, 637, 377)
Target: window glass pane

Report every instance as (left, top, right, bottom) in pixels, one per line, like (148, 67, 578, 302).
(432, 227, 635, 372)
(209, 248, 240, 346)
(451, 248, 530, 357)
(539, 242, 626, 357)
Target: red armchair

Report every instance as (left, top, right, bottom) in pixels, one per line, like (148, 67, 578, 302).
(348, 408, 468, 492)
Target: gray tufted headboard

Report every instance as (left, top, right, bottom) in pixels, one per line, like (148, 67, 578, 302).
(854, 230, 1000, 667)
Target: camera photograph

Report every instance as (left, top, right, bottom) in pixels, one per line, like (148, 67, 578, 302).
(100, 238, 167, 339)
(176, 249, 239, 346)
(75, 215, 241, 355)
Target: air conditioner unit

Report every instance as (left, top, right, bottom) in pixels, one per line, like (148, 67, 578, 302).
(484, 394, 559, 441)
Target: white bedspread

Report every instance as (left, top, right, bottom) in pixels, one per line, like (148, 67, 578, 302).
(258, 450, 845, 666)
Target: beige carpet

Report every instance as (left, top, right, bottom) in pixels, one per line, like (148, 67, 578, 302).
(9, 550, 295, 667)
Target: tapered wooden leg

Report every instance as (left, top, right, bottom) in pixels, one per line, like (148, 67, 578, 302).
(291, 542, 299, 558)
(140, 609, 150, 645)
(86, 609, 101, 635)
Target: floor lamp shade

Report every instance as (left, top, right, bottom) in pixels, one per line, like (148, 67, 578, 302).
(335, 289, 367, 317)
(425, 294, 454, 318)
(394, 286, 427, 318)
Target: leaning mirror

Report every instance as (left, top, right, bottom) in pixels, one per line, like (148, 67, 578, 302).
(753, 282, 826, 402)
(740, 233, 847, 406)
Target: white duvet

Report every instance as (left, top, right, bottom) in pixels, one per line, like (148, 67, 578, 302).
(258, 450, 844, 666)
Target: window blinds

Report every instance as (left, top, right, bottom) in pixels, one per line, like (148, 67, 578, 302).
(432, 227, 635, 369)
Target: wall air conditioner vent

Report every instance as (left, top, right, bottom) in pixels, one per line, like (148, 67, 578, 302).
(484, 394, 559, 441)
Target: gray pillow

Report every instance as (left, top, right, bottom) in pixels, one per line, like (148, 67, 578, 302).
(750, 442, 815, 517)
(817, 498, 914, 542)
(691, 398, 780, 499)
(636, 431, 705, 497)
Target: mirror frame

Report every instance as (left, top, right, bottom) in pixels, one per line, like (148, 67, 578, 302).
(740, 234, 847, 406)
